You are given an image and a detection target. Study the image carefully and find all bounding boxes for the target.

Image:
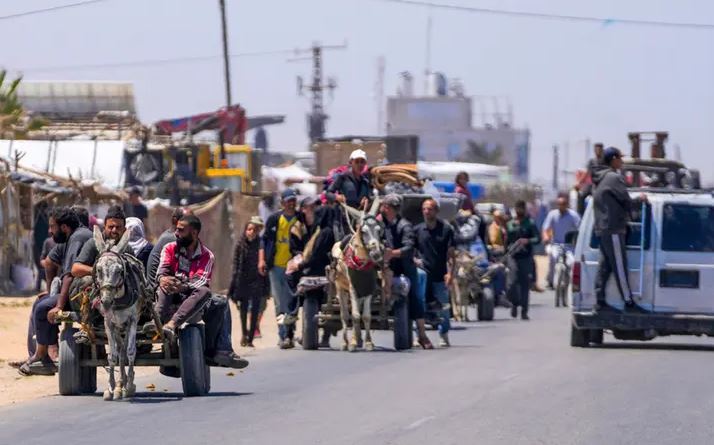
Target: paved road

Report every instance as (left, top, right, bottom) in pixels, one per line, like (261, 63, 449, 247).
(3, 291, 714, 445)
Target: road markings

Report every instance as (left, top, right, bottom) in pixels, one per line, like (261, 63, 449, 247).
(405, 416, 436, 430)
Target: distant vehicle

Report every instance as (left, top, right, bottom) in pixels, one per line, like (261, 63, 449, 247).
(570, 188, 714, 347)
(475, 202, 505, 216)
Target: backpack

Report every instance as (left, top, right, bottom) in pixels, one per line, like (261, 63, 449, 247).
(323, 165, 350, 191)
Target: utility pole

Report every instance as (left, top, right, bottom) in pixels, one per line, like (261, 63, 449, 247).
(424, 8, 433, 95)
(375, 56, 386, 134)
(293, 42, 347, 142)
(219, 0, 232, 107)
(552, 144, 559, 192)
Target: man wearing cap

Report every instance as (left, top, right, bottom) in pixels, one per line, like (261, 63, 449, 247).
(259, 189, 300, 349)
(381, 194, 434, 349)
(327, 149, 373, 210)
(593, 147, 644, 311)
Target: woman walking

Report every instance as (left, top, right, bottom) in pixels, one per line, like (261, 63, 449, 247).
(229, 217, 269, 347)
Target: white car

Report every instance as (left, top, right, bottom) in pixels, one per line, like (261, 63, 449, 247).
(570, 189, 714, 346)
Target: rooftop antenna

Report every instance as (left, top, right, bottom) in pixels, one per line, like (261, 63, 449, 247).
(424, 7, 433, 96)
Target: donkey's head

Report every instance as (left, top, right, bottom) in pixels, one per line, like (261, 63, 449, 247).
(92, 225, 131, 310)
(357, 196, 385, 264)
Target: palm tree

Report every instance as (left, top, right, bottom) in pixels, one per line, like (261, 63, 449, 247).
(0, 70, 45, 139)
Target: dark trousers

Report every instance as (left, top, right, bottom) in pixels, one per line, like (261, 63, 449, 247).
(238, 294, 261, 343)
(508, 257, 532, 316)
(203, 294, 233, 356)
(156, 285, 211, 326)
(595, 231, 632, 304)
(34, 294, 60, 346)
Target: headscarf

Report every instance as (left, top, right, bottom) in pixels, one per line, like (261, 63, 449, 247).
(126, 217, 149, 255)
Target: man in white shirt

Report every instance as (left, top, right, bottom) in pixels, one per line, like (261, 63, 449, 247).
(542, 195, 581, 289)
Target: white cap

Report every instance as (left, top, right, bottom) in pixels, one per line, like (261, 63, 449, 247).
(349, 149, 367, 161)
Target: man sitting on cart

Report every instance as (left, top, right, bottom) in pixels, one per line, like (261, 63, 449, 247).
(156, 215, 248, 368)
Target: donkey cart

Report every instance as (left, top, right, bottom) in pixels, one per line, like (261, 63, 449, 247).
(57, 314, 211, 398)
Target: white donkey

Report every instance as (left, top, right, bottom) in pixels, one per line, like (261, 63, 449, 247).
(92, 226, 144, 401)
(331, 197, 390, 352)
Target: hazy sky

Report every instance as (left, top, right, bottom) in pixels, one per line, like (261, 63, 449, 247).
(2, 0, 714, 185)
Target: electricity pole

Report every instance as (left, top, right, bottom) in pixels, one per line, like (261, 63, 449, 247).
(219, 0, 232, 107)
(293, 42, 347, 142)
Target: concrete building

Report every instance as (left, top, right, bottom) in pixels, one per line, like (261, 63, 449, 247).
(386, 90, 530, 182)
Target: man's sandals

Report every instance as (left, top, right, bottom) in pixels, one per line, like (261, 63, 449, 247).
(10, 358, 57, 376)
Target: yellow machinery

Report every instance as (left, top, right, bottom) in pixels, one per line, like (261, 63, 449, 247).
(204, 144, 255, 193)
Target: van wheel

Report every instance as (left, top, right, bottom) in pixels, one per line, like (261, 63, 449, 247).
(590, 329, 604, 345)
(570, 324, 590, 348)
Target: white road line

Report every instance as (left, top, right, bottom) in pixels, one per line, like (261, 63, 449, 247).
(404, 416, 436, 430)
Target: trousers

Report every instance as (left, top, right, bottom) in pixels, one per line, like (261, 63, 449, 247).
(595, 231, 632, 304)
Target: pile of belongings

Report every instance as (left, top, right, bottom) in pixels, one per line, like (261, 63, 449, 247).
(371, 164, 422, 194)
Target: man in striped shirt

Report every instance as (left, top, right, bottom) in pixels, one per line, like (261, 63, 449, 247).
(157, 214, 247, 368)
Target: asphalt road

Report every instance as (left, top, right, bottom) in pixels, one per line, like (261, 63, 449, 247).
(3, 291, 714, 445)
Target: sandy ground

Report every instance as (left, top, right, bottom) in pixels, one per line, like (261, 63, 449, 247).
(0, 256, 548, 407)
(0, 296, 280, 407)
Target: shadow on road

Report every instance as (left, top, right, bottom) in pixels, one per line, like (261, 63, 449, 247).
(593, 343, 714, 352)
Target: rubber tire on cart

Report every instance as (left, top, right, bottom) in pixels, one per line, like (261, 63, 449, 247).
(301, 297, 320, 350)
(570, 324, 590, 348)
(393, 298, 411, 351)
(179, 325, 209, 397)
(477, 287, 495, 321)
(59, 327, 82, 395)
(79, 343, 97, 394)
(589, 329, 604, 345)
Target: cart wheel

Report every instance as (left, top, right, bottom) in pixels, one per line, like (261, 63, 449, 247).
(570, 323, 590, 348)
(59, 327, 82, 396)
(179, 324, 209, 397)
(302, 297, 320, 350)
(477, 287, 495, 321)
(79, 343, 97, 394)
(393, 298, 410, 351)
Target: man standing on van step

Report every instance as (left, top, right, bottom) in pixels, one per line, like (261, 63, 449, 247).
(592, 147, 646, 312)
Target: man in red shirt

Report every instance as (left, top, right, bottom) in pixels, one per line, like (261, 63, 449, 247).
(157, 215, 247, 368)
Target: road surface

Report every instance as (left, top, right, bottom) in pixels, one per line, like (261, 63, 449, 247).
(2, 291, 714, 445)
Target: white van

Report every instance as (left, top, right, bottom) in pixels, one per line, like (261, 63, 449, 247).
(570, 189, 714, 346)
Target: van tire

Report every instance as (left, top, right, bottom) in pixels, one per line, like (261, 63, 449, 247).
(590, 329, 604, 345)
(570, 324, 590, 348)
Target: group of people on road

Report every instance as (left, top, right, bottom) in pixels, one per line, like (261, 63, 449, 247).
(12, 203, 249, 376)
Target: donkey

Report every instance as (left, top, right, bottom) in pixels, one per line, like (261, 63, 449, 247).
(92, 226, 144, 401)
(331, 197, 389, 352)
(451, 250, 480, 322)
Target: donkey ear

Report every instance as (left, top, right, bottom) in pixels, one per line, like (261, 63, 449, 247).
(93, 225, 106, 252)
(112, 228, 130, 253)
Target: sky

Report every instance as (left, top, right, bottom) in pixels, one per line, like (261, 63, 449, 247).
(2, 0, 714, 185)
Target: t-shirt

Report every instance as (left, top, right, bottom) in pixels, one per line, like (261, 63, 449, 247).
(147, 229, 176, 284)
(40, 237, 56, 260)
(75, 236, 132, 267)
(124, 203, 148, 221)
(414, 220, 454, 283)
(59, 227, 93, 277)
(542, 209, 581, 244)
(273, 214, 297, 268)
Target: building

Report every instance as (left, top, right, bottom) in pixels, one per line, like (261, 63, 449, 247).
(386, 79, 530, 182)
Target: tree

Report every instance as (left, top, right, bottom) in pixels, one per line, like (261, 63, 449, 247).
(458, 140, 504, 165)
(0, 70, 45, 139)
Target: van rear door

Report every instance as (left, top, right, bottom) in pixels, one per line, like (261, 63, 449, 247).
(655, 203, 714, 314)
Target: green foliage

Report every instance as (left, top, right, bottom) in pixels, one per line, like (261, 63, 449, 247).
(458, 140, 504, 165)
(0, 70, 45, 139)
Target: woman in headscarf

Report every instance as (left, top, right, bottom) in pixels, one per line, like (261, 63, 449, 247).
(126, 217, 154, 269)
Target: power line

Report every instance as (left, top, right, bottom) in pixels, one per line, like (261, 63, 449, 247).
(0, 0, 110, 21)
(12, 49, 304, 73)
(370, 0, 714, 29)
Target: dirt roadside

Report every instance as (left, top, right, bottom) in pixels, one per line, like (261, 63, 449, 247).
(0, 296, 280, 407)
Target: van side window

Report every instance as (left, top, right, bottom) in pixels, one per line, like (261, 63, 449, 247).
(589, 200, 652, 250)
(662, 204, 714, 252)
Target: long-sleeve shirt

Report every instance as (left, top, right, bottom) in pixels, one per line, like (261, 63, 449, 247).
(506, 217, 540, 259)
(384, 217, 416, 277)
(229, 237, 267, 301)
(593, 168, 633, 235)
(157, 241, 215, 289)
